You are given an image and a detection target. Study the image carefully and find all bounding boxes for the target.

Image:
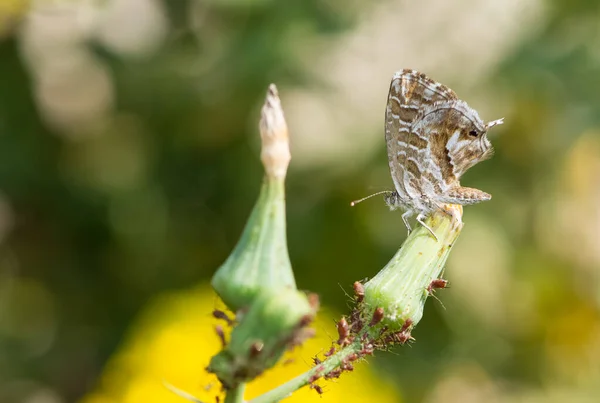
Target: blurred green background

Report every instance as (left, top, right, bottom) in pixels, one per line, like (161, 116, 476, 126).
(1, 0, 600, 402)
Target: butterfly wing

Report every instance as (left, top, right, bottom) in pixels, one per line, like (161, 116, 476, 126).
(385, 70, 458, 208)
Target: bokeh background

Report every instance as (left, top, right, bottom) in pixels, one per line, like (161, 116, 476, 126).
(1, 0, 600, 402)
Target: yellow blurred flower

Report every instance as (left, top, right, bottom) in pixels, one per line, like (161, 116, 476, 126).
(80, 284, 401, 403)
(0, 0, 28, 37)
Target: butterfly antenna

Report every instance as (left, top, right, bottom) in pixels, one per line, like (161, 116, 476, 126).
(486, 118, 504, 129)
(350, 190, 394, 207)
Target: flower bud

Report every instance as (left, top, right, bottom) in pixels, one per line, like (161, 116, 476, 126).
(362, 206, 463, 335)
(208, 289, 317, 389)
(211, 85, 295, 311)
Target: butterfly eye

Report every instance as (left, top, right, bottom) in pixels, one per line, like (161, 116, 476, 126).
(468, 130, 479, 137)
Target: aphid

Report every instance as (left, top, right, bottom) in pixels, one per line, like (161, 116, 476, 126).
(353, 281, 365, 303)
(215, 325, 226, 347)
(310, 384, 324, 395)
(369, 307, 385, 327)
(337, 317, 350, 346)
(427, 278, 449, 294)
(212, 310, 234, 326)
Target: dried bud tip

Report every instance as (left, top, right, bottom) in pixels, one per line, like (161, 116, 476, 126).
(259, 83, 290, 179)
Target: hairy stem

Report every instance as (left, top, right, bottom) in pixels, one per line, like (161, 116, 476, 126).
(248, 342, 360, 403)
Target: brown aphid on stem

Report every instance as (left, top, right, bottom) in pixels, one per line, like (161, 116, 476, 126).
(341, 361, 354, 371)
(347, 353, 358, 362)
(215, 325, 226, 347)
(388, 330, 414, 345)
(312, 356, 322, 365)
(353, 281, 365, 303)
(324, 369, 342, 379)
(369, 307, 385, 327)
(400, 318, 413, 334)
(308, 372, 322, 384)
(212, 310, 234, 326)
(427, 278, 449, 294)
(350, 309, 363, 332)
(324, 346, 335, 357)
(360, 343, 374, 356)
(310, 384, 324, 395)
(337, 317, 350, 346)
(308, 293, 320, 310)
(298, 313, 314, 328)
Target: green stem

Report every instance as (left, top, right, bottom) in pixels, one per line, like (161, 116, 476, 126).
(225, 383, 246, 403)
(248, 342, 361, 403)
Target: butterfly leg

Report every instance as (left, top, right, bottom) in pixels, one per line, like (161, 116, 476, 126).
(440, 186, 491, 205)
(401, 210, 413, 236)
(416, 212, 438, 242)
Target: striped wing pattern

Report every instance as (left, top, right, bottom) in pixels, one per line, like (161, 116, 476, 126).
(384, 69, 457, 213)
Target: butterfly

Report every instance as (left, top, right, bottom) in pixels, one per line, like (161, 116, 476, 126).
(383, 69, 503, 239)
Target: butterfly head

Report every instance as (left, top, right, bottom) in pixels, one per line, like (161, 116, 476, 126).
(444, 103, 503, 178)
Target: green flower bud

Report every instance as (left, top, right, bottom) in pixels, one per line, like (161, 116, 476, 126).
(361, 206, 463, 336)
(211, 85, 296, 311)
(208, 289, 317, 389)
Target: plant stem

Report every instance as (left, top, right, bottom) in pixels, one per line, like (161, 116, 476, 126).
(248, 207, 464, 403)
(248, 342, 360, 403)
(225, 383, 246, 403)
